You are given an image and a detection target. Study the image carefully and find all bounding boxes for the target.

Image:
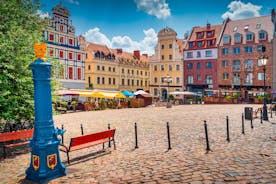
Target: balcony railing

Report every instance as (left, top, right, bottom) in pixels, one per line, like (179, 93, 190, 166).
(232, 78, 240, 85)
(244, 81, 253, 85)
(244, 64, 253, 71)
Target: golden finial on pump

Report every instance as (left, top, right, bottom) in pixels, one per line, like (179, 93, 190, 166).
(34, 43, 47, 61)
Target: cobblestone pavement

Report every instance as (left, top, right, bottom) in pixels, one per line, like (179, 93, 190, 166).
(0, 105, 276, 184)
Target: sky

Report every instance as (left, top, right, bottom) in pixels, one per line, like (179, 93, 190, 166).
(39, 0, 276, 55)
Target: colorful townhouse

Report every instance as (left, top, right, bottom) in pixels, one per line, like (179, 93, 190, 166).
(183, 23, 224, 95)
(83, 39, 150, 92)
(149, 27, 184, 101)
(43, 2, 86, 89)
(217, 10, 276, 101)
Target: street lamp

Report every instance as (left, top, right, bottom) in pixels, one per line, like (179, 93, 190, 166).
(163, 74, 173, 108)
(259, 55, 268, 120)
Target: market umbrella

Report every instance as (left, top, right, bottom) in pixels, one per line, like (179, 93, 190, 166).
(122, 90, 135, 97)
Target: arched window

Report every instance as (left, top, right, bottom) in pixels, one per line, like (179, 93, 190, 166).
(234, 33, 242, 43)
(258, 30, 267, 40)
(246, 32, 254, 42)
(187, 63, 193, 69)
(223, 34, 231, 44)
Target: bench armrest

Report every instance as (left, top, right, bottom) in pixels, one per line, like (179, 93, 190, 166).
(59, 143, 70, 152)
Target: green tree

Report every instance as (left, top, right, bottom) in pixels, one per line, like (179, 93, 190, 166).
(0, 0, 45, 130)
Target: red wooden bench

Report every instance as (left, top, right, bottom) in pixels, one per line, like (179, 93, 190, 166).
(0, 129, 33, 158)
(59, 129, 116, 164)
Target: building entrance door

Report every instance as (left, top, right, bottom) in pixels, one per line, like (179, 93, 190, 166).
(162, 89, 167, 101)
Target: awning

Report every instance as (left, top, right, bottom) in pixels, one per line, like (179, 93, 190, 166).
(58, 90, 79, 96)
(70, 90, 126, 99)
(70, 90, 105, 98)
(170, 91, 201, 96)
(100, 92, 126, 99)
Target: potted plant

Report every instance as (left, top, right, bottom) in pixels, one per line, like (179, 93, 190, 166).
(258, 95, 264, 103)
(71, 101, 77, 112)
(100, 99, 106, 110)
(225, 95, 232, 103)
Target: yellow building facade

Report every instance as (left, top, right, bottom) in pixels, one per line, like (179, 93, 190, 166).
(149, 27, 184, 100)
(83, 41, 149, 92)
(117, 51, 150, 92)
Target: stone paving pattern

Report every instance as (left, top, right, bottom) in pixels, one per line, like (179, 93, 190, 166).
(0, 105, 275, 183)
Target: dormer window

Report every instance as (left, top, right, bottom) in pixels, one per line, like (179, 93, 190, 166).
(234, 33, 242, 43)
(197, 32, 204, 39)
(223, 35, 230, 44)
(206, 31, 214, 37)
(246, 32, 254, 42)
(207, 39, 214, 46)
(197, 41, 203, 48)
(259, 30, 267, 40)
(256, 24, 261, 29)
(95, 51, 100, 59)
(189, 42, 194, 48)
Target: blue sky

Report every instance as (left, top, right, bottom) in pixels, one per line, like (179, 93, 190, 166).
(39, 0, 275, 55)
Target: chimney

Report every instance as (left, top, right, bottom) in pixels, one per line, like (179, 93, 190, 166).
(207, 23, 211, 30)
(133, 50, 140, 60)
(116, 48, 122, 54)
(142, 53, 148, 58)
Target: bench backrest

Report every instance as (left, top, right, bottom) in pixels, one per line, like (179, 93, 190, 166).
(0, 129, 34, 142)
(70, 129, 115, 147)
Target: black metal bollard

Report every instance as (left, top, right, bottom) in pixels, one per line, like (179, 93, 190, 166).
(167, 122, 171, 150)
(108, 123, 111, 148)
(226, 116, 230, 142)
(250, 117, 254, 129)
(271, 108, 273, 118)
(61, 124, 64, 144)
(81, 124, 84, 135)
(204, 120, 211, 153)
(134, 122, 138, 149)
(242, 113, 245, 135)
(260, 110, 263, 124)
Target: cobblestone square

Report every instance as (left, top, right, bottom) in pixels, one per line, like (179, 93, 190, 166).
(0, 104, 275, 183)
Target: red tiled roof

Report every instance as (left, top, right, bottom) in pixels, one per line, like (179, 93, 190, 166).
(86, 42, 149, 63)
(87, 42, 111, 54)
(186, 24, 223, 49)
(189, 25, 222, 41)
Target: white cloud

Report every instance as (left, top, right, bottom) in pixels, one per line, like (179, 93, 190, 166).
(84, 27, 111, 47)
(65, 0, 79, 5)
(36, 10, 50, 19)
(83, 27, 158, 56)
(134, 0, 171, 19)
(222, 1, 262, 20)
